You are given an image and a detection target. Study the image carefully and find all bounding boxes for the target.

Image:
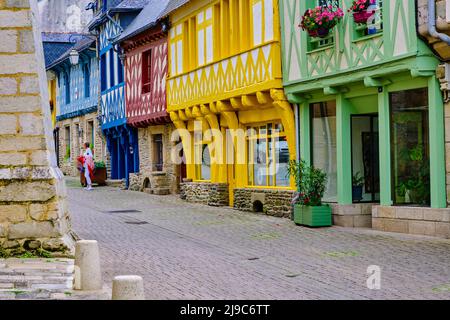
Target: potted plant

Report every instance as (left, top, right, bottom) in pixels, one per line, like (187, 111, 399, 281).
(300, 5, 344, 38)
(80, 161, 108, 187)
(288, 160, 332, 227)
(352, 172, 365, 202)
(64, 146, 71, 162)
(349, 0, 377, 24)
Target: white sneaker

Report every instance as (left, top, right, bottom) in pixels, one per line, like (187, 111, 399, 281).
(87, 186, 93, 191)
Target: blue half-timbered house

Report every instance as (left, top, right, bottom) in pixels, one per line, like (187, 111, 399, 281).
(46, 35, 102, 176)
(87, 0, 149, 185)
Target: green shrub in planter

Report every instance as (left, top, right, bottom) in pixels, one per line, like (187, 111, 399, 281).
(288, 160, 332, 227)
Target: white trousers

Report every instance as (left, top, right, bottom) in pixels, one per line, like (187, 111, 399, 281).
(84, 164, 92, 186)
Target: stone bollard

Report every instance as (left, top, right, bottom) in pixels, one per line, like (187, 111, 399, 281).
(112, 275, 145, 300)
(74, 240, 102, 291)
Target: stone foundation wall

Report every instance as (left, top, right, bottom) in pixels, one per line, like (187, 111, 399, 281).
(373, 206, 450, 239)
(233, 188, 295, 218)
(0, 0, 73, 254)
(129, 124, 179, 194)
(56, 112, 105, 177)
(181, 182, 229, 206)
(329, 203, 373, 228)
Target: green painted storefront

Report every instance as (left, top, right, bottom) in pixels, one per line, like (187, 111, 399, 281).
(279, 0, 446, 212)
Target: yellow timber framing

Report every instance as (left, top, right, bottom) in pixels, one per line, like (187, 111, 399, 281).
(168, 0, 295, 207)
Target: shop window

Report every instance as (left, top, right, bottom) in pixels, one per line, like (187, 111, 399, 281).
(310, 101, 337, 202)
(142, 49, 152, 94)
(109, 49, 115, 87)
(390, 88, 430, 207)
(195, 141, 211, 181)
(153, 134, 164, 172)
(247, 123, 290, 187)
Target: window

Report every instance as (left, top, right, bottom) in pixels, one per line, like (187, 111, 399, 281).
(194, 132, 211, 181)
(390, 88, 430, 206)
(251, 0, 274, 46)
(142, 49, 152, 94)
(153, 134, 164, 172)
(353, 0, 383, 39)
(109, 49, 115, 87)
(83, 63, 90, 98)
(117, 54, 124, 84)
(64, 72, 70, 104)
(170, 24, 184, 76)
(307, 0, 340, 51)
(100, 54, 107, 92)
(311, 101, 337, 202)
(247, 123, 290, 187)
(87, 121, 94, 148)
(197, 7, 214, 66)
(64, 126, 71, 161)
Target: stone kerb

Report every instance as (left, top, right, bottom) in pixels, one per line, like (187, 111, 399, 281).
(0, 0, 73, 254)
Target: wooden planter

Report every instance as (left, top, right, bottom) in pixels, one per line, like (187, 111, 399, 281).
(80, 168, 107, 187)
(294, 204, 332, 227)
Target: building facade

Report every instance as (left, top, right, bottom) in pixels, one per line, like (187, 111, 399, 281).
(47, 36, 104, 176)
(166, 0, 297, 217)
(88, 0, 149, 186)
(280, 0, 449, 237)
(117, 0, 181, 195)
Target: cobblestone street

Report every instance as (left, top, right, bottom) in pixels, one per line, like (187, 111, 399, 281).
(67, 179, 450, 300)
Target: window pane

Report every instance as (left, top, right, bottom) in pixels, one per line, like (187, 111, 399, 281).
(275, 136, 290, 187)
(202, 144, 211, 180)
(311, 101, 337, 202)
(390, 88, 430, 206)
(254, 138, 267, 186)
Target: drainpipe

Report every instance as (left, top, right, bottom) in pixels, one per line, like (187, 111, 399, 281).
(428, 0, 450, 45)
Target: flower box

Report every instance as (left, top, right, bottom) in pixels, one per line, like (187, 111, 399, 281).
(353, 10, 375, 24)
(80, 167, 107, 187)
(294, 204, 332, 228)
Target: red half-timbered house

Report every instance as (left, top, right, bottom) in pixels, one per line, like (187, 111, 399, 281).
(116, 0, 182, 194)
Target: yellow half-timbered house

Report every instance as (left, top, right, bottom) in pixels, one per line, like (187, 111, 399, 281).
(165, 0, 296, 217)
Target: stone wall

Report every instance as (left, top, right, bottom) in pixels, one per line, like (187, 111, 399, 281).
(181, 182, 229, 206)
(56, 112, 105, 177)
(233, 188, 295, 218)
(0, 0, 73, 254)
(373, 206, 450, 239)
(329, 203, 373, 228)
(128, 124, 179, 194)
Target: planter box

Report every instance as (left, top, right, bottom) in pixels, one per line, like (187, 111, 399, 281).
(80, 168, 107, 187)
(294, 204, 332, 227)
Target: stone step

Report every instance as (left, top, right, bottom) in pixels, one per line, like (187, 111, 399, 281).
(106, 179, 125, 188)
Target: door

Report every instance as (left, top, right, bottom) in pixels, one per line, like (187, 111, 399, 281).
(351, 115, 380, 203)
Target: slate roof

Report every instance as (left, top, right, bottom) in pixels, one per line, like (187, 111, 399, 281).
(46, 35, 96, 70)
(115, 0, 170, 43)
(157, 0, 189, 18)
(42, 32, 83, 69)
(88, 0, 151, 30)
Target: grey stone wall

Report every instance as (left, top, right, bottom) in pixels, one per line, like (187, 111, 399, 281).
(181, 182, 229, 207)
(0, 0, 73, 254)
(131, 124, 180, 195)
(373, 206, 450, 239)
(234, 188, 295, 218)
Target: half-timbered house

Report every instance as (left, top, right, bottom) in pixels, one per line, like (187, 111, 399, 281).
(116, 0, 181, 194)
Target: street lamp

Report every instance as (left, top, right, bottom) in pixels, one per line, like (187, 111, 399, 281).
(69, 49, 80, 66)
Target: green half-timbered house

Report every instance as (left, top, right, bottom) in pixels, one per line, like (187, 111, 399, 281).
(280, 0, 447, 233)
